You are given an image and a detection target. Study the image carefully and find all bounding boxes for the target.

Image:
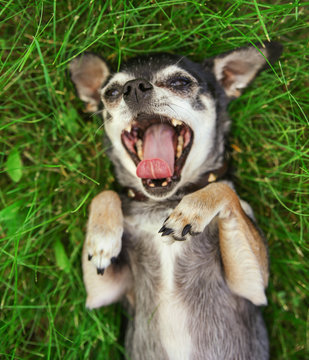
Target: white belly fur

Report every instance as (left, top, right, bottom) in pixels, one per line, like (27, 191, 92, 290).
(145, 218, 193, 360)
(158, 235, 192, 360)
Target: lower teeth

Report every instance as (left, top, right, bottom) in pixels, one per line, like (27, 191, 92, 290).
(145, 179, 170, 188)
(136, 139, 143, 160)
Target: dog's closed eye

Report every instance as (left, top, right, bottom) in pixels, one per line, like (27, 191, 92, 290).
(168, 76, 192, 89)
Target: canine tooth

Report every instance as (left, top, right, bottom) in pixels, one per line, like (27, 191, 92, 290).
(172, 118, 182, 127)
(162, 181, 168, 187)
(176, 135, 184, 158)
(136, 139, 143, 160)
(149, 182, 155, 188)
(125, 124, 132, 132)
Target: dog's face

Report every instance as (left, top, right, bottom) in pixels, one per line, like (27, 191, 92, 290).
(101, 55, 219, 199)
(70, 43, 282, 200)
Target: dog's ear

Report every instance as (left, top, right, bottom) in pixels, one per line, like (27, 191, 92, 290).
(69, 53, 110, 112)
(207, 42, 282, 98)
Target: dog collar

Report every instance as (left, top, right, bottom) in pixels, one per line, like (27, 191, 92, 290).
(124, 161, 228, 202)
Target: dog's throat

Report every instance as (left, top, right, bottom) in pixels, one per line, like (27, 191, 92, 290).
(136, 124, 175, 179)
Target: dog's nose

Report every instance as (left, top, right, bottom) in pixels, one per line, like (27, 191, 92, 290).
(123, 79, 153, 105)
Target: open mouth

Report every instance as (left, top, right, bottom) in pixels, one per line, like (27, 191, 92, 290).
(121, 114, 193, 195)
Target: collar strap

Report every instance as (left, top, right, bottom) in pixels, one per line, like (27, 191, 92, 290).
(180, 161, 228, 195)
(125, 162, 228, 202)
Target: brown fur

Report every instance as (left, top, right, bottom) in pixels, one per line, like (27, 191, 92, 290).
(69, 42, 283, 359)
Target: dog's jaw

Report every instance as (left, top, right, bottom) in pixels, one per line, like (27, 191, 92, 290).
(99, 60, 221, 200)
(69, 46, 283, 201)
(121, 114, 194, 195)
(103, 95, 218, 200)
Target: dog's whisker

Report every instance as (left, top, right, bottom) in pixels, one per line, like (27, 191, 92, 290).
(95, 122, 105, 135)
(92, 109, 103, 116)
(174, 56, 186, 66)
(165, 103, 193, 119)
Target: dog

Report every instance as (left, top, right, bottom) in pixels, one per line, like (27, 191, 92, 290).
(69, 42, 282, 360)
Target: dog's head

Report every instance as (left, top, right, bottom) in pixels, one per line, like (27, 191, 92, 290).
(70, 43, 282, 200)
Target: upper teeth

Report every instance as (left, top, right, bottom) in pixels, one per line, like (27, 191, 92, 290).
(126, 119, 181, 131)
(172, 118, 182, 127)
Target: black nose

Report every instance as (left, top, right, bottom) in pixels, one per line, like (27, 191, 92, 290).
(123, 79, 153, 105)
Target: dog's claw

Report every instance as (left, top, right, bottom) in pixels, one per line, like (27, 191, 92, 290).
(159, 225, 166, 233)
(163, 216, 169, 224)
(88, 254, 93, 261)
(97, 268, 105, 275)
(182, 224, 192, 237)
(161, 228, 173, 236)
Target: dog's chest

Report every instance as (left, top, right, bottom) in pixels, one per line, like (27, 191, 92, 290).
(125, 210, 193, 360)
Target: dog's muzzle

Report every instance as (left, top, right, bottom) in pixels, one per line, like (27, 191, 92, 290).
(123, 79, 153, 110)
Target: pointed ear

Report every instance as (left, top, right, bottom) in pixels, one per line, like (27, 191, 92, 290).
(69, 53, 110, 112)
(211, 42, 282, 98)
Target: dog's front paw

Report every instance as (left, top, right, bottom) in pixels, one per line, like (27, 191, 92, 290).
(86, 227, 122, 275)
(159, 185, 229, 241)
(159, 196, 207, 241)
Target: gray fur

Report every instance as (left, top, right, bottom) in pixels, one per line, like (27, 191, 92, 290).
(120, 202, 268, 360)
(123, 230, 169, 360)
(69, 43, 283, 359)
(175, 224, 269, 360)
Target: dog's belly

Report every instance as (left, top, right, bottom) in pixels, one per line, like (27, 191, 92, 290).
(125, 216, 193, 360)
(156, 233, 193, 360)
(124, 210, 268, 360)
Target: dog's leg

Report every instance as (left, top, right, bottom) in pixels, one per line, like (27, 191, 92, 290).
(161, 183, 268, 306)
(82, 191, 133, 309)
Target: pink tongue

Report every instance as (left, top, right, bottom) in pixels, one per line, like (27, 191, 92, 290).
(136, 124, 175, 179)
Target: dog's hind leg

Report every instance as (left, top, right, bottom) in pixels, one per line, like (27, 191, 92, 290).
(82, 191, 133, 308)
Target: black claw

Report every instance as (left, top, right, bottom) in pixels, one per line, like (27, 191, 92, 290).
(97, 268, 105, 275)
(161, 228, 174, 236)
(111, 256, 117, 264)
(182, 224, 192, 237)
(158, 225, 167, 233)
(163, 216, 170, 224)
(88, 254, 93, 261)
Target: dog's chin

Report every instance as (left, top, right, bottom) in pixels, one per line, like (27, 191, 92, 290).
(121, 113, 194, 200)
(140, 178, 178, 200)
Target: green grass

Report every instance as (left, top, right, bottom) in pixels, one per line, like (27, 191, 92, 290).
(0, 1, 308, 359)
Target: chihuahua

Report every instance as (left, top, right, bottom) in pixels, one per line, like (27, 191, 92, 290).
(69, 42, 282, 360)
